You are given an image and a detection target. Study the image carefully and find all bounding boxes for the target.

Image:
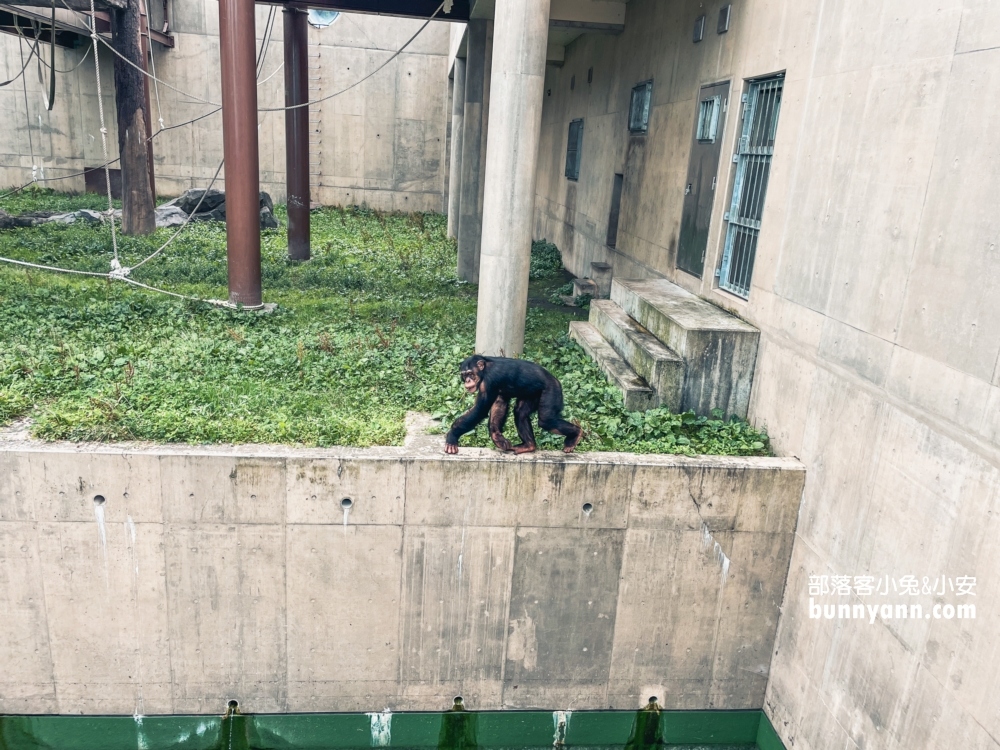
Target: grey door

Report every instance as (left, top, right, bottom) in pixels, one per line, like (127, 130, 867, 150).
(677, 81, 730, 278)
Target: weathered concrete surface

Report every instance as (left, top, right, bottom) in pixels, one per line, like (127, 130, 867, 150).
(0, 1, 450, 211)
(531, 0, 1000, 748)
(474, 0, 550, 356)
(456, 20, 491, 283)
(569, 320, 656, 411)
(589, 299, 684, 411)
(613, 279, 759, 418)
(0, 437, 802, 715)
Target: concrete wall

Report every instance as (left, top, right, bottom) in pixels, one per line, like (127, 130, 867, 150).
(532, 1, 1000, 748)
(0, 2, 451, 210)
(0, 438, 803, 715)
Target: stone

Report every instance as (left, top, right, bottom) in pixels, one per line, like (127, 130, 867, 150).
(154, 205, 189, 228)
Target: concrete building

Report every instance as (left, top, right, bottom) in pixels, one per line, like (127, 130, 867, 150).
(0, 0, 451, 210)
(442, 0, 1000, 748)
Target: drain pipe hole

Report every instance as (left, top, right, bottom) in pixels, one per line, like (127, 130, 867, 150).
(93, 495, 106, 506)
(582, 502, 594, 515)
(341, 497, 354, 509)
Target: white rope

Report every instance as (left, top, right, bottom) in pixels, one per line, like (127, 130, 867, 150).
(143, 10, 165, 132)
(86, 0, 119, 263)
(129, 157, 224, 271)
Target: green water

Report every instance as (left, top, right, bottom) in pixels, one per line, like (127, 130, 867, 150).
(0, 710, 784, 750)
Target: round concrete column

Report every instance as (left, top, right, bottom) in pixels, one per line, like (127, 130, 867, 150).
(446, 58, 466, 240)
(474, 0, 551, 356)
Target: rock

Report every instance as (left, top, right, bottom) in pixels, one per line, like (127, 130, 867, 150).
(161, 188, 227, 215)
(75, 209, 105, 224)
(154, 205, 189, 228)
(260, 205, 278, 230)
(158, 189, 278, 229)
(47, 213, 80, 224)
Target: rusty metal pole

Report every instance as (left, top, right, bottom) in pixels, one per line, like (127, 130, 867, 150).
(283, 7, 310, 261)
(219, 0, 262, 306)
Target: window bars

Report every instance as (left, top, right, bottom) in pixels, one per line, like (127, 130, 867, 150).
(719, 75, 783, 298)
(565, 118, 584, 180)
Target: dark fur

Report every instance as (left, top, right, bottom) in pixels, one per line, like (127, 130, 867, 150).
(445, 355, 582, 454)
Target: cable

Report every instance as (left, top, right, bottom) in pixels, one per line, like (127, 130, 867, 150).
(35, 43, 92, 74)
(86, 0, 119, 263)
(129, 157, 224, 271)
(0, 28, 38, 86)
(259, 3, 443, 113)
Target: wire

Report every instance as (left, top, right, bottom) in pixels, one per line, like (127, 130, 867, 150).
(259, 3, 443, 112)
(35, 43, 92, 74)
(86, 0, 119, 263)
(0, 28, 38, 85)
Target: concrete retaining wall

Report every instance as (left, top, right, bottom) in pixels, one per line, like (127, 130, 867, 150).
(0, 438, 803, 715)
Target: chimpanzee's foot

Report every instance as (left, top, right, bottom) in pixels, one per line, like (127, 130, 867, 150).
(562, 429, 583, 453)
(512, 443, 537, 454)
(445, 443, 459, 455)
(491, 434, 514, 452)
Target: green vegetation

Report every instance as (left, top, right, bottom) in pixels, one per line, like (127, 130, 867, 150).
(0, 190, 769, 455)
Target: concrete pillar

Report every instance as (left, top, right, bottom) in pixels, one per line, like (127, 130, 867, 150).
(283, 7, 310, 261)
(456, 20, 489, 282)
(446, 57, 466, 239)
(475, 0, 550, 356)
(219, 0, 262, 307)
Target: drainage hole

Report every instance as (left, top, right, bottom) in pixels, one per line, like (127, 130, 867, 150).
(93, 495, 106, 506)
(582, 502, 594, 514)
(228, 699, 239, 710)
(341, 497, 354, 509)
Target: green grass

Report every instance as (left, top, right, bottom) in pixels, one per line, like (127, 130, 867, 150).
(0, 190, 769, 455)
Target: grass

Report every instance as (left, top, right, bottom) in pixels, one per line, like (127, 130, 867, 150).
(0, 189, 770, 455)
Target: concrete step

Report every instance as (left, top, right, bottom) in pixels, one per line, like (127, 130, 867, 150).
(568, 321, 656, 412)
(589, 300, 683, 412)
(611, 278, 759, 418)
(573, 278, 599, 297)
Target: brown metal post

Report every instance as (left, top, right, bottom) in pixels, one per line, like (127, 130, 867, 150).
(219, 0, 262, 307)
(283, 7, 310, 261)
(138, 0, 155, 201)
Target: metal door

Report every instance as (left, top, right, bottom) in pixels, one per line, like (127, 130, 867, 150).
(719, 75, 783, 297)
(677, 81, 730, 278)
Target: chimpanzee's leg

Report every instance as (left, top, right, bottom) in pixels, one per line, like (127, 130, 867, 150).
(489, 396, 514, 452)
(537, 378, 583, 453)
(511, 397, 539, 454)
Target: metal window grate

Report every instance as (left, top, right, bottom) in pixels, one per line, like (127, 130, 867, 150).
(565, 119, 584, 180)
(718, 76, 783, 297)
(629, 80, 652, 133)
(696, 96, 721, 142)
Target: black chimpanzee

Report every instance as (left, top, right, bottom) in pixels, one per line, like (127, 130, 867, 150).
(444, 355, 583, 455)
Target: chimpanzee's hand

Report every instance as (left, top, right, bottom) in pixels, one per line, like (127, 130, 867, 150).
(445, 442, 459, 455)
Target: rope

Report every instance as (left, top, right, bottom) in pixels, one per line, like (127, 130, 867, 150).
(86, 0, 118, 263)
(142, 0, 164, 132)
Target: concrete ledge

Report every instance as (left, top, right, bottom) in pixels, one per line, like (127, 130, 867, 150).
(0, 434, 803, 715)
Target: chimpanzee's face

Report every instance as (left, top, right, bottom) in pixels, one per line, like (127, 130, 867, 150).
(459, 357, 486, 393)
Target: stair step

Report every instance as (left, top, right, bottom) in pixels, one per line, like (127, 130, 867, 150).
(568, 321, 656, 412)
(611, 278, 760, 418)
(589, 300, 683, 411)
(572, 278, 599, 297)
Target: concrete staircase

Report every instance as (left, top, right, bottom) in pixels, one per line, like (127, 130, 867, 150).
(569, 278, 759, 417)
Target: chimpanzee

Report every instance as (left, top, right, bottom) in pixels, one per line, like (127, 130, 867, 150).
(444, 355, 583, 455)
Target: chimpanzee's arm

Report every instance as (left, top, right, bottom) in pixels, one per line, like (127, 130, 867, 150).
(445, 389, 495, 447)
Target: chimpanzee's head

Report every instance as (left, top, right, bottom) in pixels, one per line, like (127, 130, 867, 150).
(459, 355, 488, 393)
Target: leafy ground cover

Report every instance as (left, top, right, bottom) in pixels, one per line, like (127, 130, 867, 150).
(0, 189, 769, 455)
